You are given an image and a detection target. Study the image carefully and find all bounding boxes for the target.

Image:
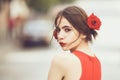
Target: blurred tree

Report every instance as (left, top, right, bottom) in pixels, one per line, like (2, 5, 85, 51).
(26, 0, 58, 13)
(58, 0, 74, 4)
(26, 0, 75, 13)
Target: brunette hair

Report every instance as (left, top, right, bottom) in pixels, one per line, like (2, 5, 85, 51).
(54, 6, 98, 43)
(0, 0, 11, 11)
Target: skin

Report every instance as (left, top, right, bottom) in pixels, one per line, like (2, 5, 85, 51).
(48, 17, 95, 80)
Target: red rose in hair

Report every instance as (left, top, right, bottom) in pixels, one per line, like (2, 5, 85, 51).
(87, 13, 101, 30)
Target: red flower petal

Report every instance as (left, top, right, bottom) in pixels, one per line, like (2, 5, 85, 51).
(87, 13, 101, 30)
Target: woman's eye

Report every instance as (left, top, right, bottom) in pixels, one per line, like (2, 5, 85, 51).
(64, 28, 71, 32)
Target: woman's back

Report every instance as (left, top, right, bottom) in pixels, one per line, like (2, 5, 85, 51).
(48, 53, 81, 80)
(48, 50, 101, 80)
(72, 50, 101, 80)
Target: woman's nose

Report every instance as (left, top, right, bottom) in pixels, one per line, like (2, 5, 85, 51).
(58, 31, 64, 40)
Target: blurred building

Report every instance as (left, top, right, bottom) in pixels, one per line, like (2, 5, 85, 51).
(0, 0, 11, 41)
(9, 0, 30, 40)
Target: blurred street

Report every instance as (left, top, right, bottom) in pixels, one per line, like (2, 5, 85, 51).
(0, 0, 120, 80)
(0, 37, 120, 80)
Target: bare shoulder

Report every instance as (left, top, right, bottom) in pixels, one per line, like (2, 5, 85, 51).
(52, 53, 81, 66)
(51, 53, 82, 80)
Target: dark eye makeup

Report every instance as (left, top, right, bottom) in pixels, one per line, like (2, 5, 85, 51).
(55, 25, 72, 33)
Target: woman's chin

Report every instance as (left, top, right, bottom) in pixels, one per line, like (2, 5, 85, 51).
(61, 47, 69, 51)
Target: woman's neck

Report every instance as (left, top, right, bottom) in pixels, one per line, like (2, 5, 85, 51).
(71, 41, 95, 57)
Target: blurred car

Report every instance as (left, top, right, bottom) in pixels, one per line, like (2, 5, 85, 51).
(20, 19, 52, 47)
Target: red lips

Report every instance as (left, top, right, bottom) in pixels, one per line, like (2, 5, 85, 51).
(59, 42, 66, 47)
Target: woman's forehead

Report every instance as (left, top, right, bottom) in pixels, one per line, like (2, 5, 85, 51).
(57, 16, 72, 28)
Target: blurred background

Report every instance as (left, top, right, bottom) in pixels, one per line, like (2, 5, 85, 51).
(0, 0, 120, 80)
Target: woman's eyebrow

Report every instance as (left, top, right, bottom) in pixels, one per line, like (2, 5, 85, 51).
(62, 25, 72, 29)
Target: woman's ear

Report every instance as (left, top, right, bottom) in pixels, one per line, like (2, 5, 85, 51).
(81, 34, 86, 39)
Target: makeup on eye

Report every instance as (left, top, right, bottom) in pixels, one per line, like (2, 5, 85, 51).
(64, 27, 72, 32)
(55, 25, 72, 33)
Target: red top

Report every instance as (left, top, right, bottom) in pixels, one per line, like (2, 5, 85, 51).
(72, 50, 101, 80)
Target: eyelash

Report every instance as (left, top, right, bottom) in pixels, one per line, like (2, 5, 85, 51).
(55, 26, 72, 33)
(55, 28, 71, 33)
(64, 28, 71, 32)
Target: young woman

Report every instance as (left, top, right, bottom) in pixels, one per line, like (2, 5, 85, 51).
(48, 6, 101, 80)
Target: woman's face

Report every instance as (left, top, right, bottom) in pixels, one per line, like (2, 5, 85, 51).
(55, 16, 85, 51)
